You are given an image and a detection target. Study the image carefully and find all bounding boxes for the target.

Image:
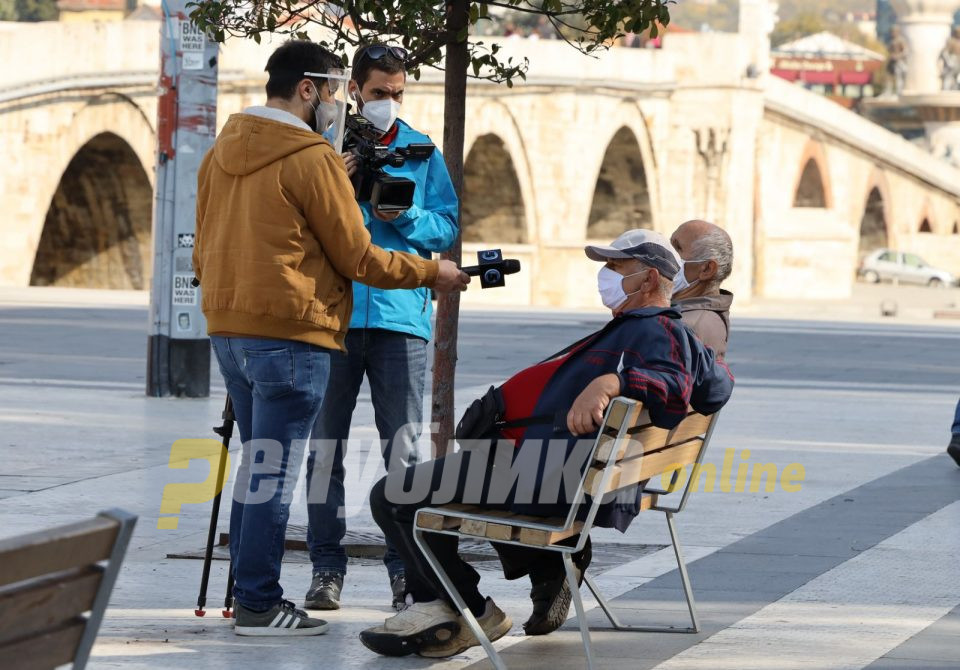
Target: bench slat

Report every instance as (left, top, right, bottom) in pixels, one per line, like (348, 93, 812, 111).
(460, 519, 488, 536)
(416, 488, 660, 547)
(598, 413, 712, 463)
(0, 517, 119, 589)
(417, 503, 475, 531)
(457, 508, 560, 542)
(604, 400, 631, 432)
(587, 439, 704, 496)
(0, 617, 86, 670)
(0, 566, 103, 646)
(515, 494, 657, 546)
(518, 521, 585, 547)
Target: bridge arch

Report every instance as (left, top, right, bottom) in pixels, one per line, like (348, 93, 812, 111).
(462, 101, 536, 245)
(33, 131, 153, 289)
(857, 171, 891, 258)
(25, 92, 156, 288)
(792, 140, 832, 209)
(583, 103, 658, 240)
(587, 125, 655, 240)
(917, 201, 937, 234)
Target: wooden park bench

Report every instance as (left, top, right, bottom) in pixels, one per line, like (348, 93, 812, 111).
(0, 508, 137, 670)
(414, 397, 719, 670)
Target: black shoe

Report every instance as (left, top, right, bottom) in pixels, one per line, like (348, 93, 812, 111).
(305, 571, 343, 610)
(948, 434, 960, 468)
(390, 572, 407, 611)
(522, 541, 592, 636)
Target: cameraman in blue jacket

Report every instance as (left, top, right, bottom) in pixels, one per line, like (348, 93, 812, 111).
(304, 43, 459, 612)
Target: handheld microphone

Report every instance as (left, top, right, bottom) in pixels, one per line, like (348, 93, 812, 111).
(462, 259, 521, 277)
(461, 250, 521, 289)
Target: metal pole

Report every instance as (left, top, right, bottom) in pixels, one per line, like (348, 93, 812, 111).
(147, 0, 218, 397)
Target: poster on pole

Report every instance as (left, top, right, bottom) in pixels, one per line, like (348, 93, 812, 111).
(180, 20, 206, 70)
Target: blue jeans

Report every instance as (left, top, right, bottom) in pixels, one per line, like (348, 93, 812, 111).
(211, 336, 331, 610)
(305, 329, 427, 578)
(953, 397, 960, 435)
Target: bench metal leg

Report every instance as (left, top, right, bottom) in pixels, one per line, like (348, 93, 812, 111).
(563, 553, 595, 670)
(413, 528, 507, 670)
(583, 512, 700, 634)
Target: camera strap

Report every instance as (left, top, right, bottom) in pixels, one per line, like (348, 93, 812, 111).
(495, 414, 556, 430)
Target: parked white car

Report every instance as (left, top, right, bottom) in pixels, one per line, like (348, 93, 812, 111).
(858, 249, 957, 287)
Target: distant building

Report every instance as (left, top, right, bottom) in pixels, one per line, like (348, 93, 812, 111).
(771, 31, 885, 109)
(126, 3, 161, 21)
(57, 0, 136, 21)
(845, 11, 877, 40)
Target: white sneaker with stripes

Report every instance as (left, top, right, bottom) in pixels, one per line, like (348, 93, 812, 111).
(234, 599, 329, 636)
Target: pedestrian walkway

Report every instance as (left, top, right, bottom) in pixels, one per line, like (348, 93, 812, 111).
(0, 287, 957, 669)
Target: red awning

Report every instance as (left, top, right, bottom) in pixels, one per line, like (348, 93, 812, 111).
(840, 70, 872, 85)
(772, 69, 799, 82)
(801, 71, 838, 85)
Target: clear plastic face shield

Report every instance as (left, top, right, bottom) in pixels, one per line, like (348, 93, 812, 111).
(304, 67, 351, 152)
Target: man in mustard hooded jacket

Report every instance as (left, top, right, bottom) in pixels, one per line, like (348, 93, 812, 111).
(193, 40, 468, 637)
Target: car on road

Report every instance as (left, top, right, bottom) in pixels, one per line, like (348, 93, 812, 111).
(857, 249, 957, 287)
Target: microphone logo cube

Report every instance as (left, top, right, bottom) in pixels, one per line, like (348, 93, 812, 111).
(476, 249, 505, 288)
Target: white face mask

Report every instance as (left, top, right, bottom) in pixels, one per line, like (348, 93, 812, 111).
(357, 92, 401, 133)
(672, 258, 710, 295)
(316, 100, 339, 133)
(308, 86, 339, 134)
(597, 266, 645, 310)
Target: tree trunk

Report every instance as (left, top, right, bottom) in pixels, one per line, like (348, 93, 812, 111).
(431, 0, 469, 457)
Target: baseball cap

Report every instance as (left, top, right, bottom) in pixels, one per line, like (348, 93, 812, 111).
(584, 229, 681, 280)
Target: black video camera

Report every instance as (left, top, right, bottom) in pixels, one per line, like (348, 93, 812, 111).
(342, 111, 435, 212)
(462, 249, 521, 289)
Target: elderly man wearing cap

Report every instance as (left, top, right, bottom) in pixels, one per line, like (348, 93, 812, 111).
(358, 229, 734, 658)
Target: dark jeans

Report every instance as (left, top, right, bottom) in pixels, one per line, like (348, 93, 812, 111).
(211, 336, 330, 610)
(306, 329, 427, 577)
(953, 397, 960, 435)
(369, 449, 580, 616)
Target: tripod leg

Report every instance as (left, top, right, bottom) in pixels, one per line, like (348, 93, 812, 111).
(223, 564, 235, 617)
(195, 395, 235, 616)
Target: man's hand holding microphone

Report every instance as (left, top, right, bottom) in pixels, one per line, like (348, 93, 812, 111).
(434, 260, 471, 293)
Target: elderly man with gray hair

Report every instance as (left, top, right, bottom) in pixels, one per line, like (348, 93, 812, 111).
(670, 220, 734, 358)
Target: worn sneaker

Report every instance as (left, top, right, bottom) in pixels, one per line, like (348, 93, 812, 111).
(390, 573, 407, 611)
(359, 599, 460, 657)
(234, 600, 328, 636)
(418, 597, 512, 658)
(305, 571, 343, 610)
(948, 434, 960, 468)
(523, 542, 592, 636)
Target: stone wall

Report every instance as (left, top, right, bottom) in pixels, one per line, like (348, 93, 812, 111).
(5, 22, 960, 304)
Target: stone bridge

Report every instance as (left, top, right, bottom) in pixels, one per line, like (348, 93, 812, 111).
(4, 19, 960, 307)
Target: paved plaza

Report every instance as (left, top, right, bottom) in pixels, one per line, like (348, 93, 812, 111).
(0, 287, 958, 669)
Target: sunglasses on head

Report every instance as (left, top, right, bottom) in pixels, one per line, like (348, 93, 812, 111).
(357, 45, 408, 66)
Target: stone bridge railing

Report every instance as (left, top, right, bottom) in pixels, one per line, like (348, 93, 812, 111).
(763, 75, 960, 198)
